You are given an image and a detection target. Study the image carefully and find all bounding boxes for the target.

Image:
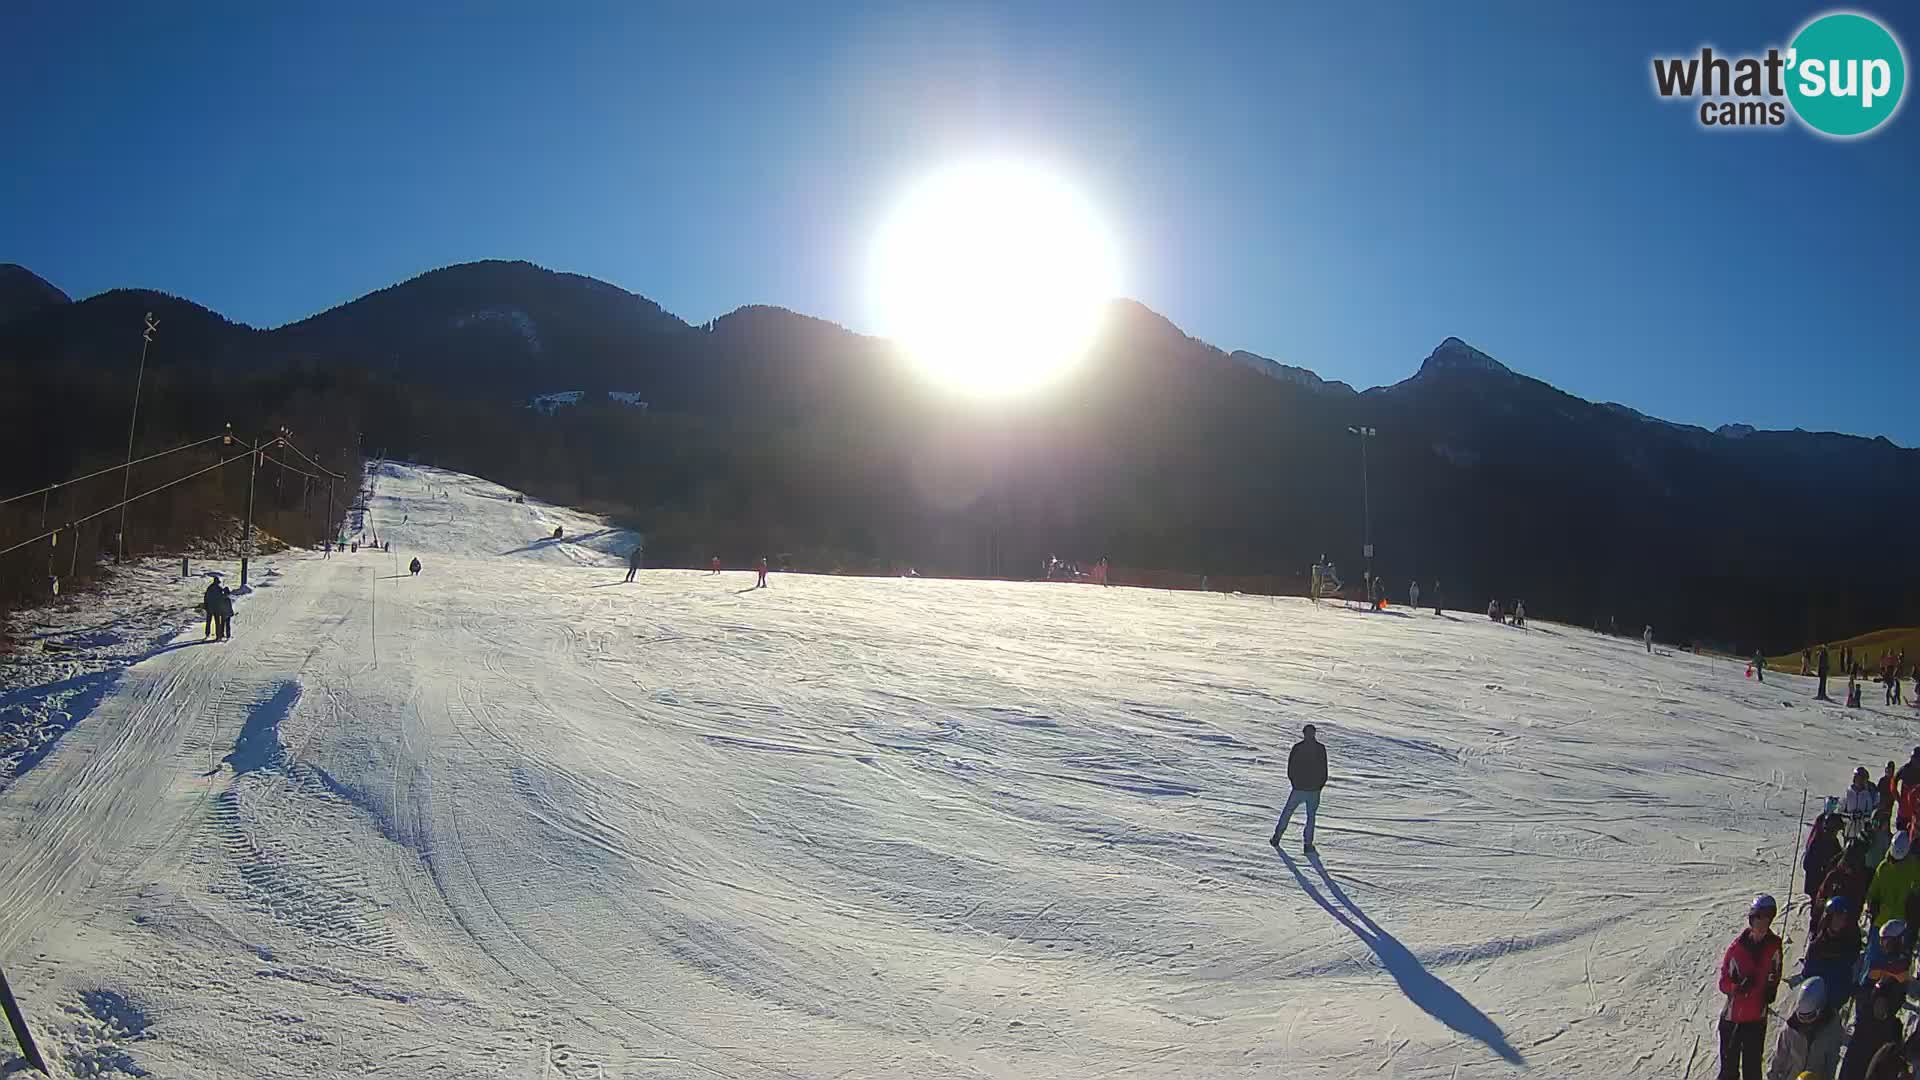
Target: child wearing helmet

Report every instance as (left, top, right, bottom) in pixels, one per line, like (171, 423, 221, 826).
(1767, 976, 1843, 1080)
(1867, 919, 1913, 989)
(1717, 895, 1783, 1080)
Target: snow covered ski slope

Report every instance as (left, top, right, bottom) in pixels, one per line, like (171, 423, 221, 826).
(0, 462, 1908, 1077)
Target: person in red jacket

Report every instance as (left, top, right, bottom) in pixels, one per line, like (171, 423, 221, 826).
(1717, 893, 1782, 1080)
(755, 556, 769, 589)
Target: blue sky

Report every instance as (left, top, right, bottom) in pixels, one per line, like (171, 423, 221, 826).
(4, 1, 1915, 440)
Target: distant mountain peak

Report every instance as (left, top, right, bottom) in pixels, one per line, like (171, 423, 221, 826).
(0, 264, 72, 326)
(1419, 337, 1512, 377)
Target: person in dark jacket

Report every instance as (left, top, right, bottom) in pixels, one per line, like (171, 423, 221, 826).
(1819, 646, 1833, 701)
(625, 545, 644, 583)
(1842, 976, 1909, 1080)
(202, 577, 224, 639)
(1896, 750, 1920, 807)
(1800, 895, 1864, 991)
(408, 557, 422, 577)
(208, 583, 234, 641)
(1805, 812, 1846, 913)
(1815, 839, 1875, 929)
(1269, 724, 1328, 855)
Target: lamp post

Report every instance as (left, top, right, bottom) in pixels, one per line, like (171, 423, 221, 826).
(1347, 426, 1377, 584)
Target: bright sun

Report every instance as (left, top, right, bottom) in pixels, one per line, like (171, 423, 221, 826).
(868, 158, 1122, 396)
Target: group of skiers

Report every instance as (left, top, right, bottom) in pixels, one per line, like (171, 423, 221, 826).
(1720, 753, 1920, 1078)
(1307, 557, 1445, 615)
(1807, 645, 1920, 711)
(1042, 555, 1112, 586)
(1487, 598, 1526, 626)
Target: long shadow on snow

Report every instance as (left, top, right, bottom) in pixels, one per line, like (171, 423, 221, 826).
(497, 527, 621, 557)
(0, 669, 124, 782)
(223, 681, 299, 775)
(1278, 850, 1525, 1067)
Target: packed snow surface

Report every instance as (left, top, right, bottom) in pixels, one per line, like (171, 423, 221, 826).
(0, 463, 1899, 1077)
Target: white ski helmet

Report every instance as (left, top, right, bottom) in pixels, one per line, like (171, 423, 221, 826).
(1895, 833, 1914, 861)
(1794, 977, 1826, 1018)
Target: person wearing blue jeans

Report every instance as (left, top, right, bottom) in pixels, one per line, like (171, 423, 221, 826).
(1269, 724, 1328, 854)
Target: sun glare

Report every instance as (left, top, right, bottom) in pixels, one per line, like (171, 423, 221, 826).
(868, 158, 1122, 396)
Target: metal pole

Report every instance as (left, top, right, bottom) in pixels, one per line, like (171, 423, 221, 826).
(0, 964, 47, 1075)
(116, 313, 157, 563)
(242, 437, 260, 588)
(1361, 432, 1372, 582)
(1785, 787, 1809, 934)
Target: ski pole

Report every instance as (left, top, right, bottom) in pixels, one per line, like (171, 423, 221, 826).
(1784, 787, 1808, 930)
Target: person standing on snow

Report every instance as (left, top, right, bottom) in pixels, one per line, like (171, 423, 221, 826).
(1715, 894, 1782, 1080)
(409, 557, 421, 577)
(1766, 976, 1844, 1080)
(1409, 580, 1420, 610)
(201, 577, 225, 639)
(1803, 648, 1813, 676)
(1432, 581, 1442, 616)
(1815, 839, 1875, 934)
(1840, 976, 1909, 1080)
(1864, 834, 1920, 970)
(1644, 625, 1654, 653)
(1895, 750, 1920, 832)
(210, 582, 235, 641)
(755, 556, 769, 589)
(1751, 650, 1766, 682)
(1843, 768, 1882, 843)
(1268, 724, 1328, 855)
(1864, 918, 1913, 995)
(1818, 646, 1833, 701)
(1804, 812, 1845, 914)
(1800, 896, 1863, 992)
(625, 545, 644, 584)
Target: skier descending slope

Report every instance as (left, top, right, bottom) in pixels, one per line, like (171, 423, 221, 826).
(1765, 976, 1842, 1080)
(1268, 724, 1327, 855)
(1715, 894, 1782, 1080)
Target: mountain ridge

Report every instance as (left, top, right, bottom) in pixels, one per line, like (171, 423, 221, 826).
(2, 257, 1901, 447)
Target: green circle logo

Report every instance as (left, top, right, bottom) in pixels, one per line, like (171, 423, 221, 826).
(1787, 12, 1907, 137)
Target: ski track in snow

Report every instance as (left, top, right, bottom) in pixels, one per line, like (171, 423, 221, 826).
(0, 460, 1905, 1077)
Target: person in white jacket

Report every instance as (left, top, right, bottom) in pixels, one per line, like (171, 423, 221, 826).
(1409, 581, 1421, 610)
(1766, 976, 1843, 1080)
(1840, 767, 1881, 844)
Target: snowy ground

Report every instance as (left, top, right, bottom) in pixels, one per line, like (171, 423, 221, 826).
(0, 462, 1913, 1078)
